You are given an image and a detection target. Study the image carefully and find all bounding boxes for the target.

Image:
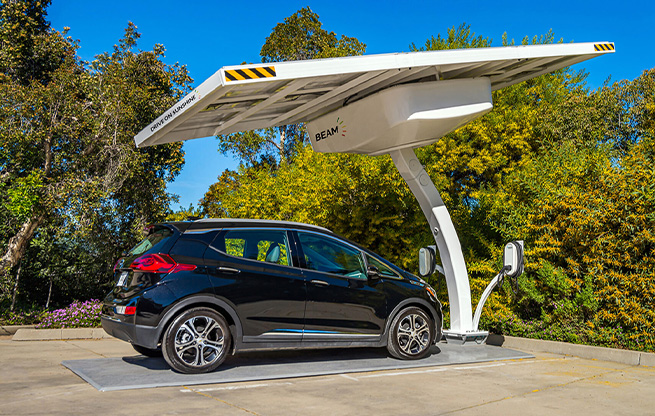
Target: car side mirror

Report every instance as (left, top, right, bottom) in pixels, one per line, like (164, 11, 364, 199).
(418, 246, 436, 277)
(367, 265, 381, 280)
(503, 240, 524, 278)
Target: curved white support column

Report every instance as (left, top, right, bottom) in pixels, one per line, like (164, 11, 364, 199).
(472, 272, 503, 331)
(390, 148, 474, 334)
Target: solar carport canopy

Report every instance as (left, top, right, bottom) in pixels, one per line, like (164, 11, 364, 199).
(135, 42, 615, 148)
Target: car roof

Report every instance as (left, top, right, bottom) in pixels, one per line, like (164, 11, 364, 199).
(173, 218, 333, 234)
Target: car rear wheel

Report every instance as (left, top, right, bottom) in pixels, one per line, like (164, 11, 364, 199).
(387, 307, 434, 360)
(132, 344, 162, 357)
(162, 307, 231, 374)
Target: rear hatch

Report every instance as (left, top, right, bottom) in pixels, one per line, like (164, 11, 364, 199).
(109, 224, 181, 301)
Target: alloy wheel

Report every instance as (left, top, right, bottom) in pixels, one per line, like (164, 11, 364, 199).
(396, 313, 430, 355)
(174, 315, 225, 367)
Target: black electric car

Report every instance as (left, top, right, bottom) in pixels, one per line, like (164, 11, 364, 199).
(102, 219, 442, 374)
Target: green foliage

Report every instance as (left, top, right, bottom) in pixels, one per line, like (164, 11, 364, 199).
(0, 1, 191, 308)
(410, 23, 491, 51)
(477, 69, 655, 351)
(260, 6, 366, 62)
(0, 307, 48, 325)
(217, 128, 284, 168)
(166, 204, 205, 222)
(0, 0, 60, 84)
(2, 170, 43, 221)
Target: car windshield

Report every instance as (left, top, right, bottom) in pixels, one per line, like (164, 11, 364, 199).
(127, 227, 173, 257)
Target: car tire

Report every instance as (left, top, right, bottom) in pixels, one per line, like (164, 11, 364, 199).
(387, 307, 434, 360)
(132, 343, 162, 357)
(162, 307, 231, 374)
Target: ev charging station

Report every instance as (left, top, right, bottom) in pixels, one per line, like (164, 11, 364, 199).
(135, 42, 614, 345)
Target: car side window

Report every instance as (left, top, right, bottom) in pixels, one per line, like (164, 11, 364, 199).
(366, 254, 400, 278)
(297, 232, 366, 280)
(215, 229, 291, 266)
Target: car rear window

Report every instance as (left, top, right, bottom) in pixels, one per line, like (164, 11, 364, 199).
(127, 226, 174, 257)
(213, 229, 291, 266)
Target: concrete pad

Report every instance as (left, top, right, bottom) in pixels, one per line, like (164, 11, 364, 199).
(62, 343, 533, 391)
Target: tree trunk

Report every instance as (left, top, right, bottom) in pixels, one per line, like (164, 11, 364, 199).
(10, 260, 21, 312)
(0, 214, 44, 283)
(279, 127, 286, 161)
(45, 277, 53, 310)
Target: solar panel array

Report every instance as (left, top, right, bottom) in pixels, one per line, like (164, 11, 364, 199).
(135, 42, 614, 148)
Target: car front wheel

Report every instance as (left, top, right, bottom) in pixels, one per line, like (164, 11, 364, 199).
(162, 307, 231, 374)
(387, 307, 434, 360)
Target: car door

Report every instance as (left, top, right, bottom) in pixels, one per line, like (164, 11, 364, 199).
(294, 230, 386, 342)
(204, 228, 306, 342)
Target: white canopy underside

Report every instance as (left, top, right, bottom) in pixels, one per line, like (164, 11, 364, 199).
(135, 42, 615, 148)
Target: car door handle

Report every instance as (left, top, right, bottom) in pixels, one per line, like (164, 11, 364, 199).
(310, 279, 329, 286)
(218, 266, 241, 274)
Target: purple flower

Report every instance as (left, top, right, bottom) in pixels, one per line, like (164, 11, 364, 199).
(37, 299, 102, 329)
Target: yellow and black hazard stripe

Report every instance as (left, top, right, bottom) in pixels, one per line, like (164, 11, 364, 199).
(224, 66, 276, 82)
(594, 43, 615, 52)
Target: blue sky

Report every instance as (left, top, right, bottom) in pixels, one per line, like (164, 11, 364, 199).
(48, 0, 654, 210)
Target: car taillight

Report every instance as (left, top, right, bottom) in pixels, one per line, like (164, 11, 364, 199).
(129, 253, 197, 274)
(115, 305, 136, 315)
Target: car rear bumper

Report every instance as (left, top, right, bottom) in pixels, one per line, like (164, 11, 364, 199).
(101, 316, 160, 349)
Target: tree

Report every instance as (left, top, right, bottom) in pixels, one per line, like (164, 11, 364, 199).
(0, 1, 191, 307)
(409, 23, 491, 51)
(260, 6, 366, 62)
(476, 69, 655, 351)
(0, 2, 82, 291)
(216, 7, 366, 168)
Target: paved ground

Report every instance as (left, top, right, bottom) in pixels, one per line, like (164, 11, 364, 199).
(1, 336, 653, 415)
